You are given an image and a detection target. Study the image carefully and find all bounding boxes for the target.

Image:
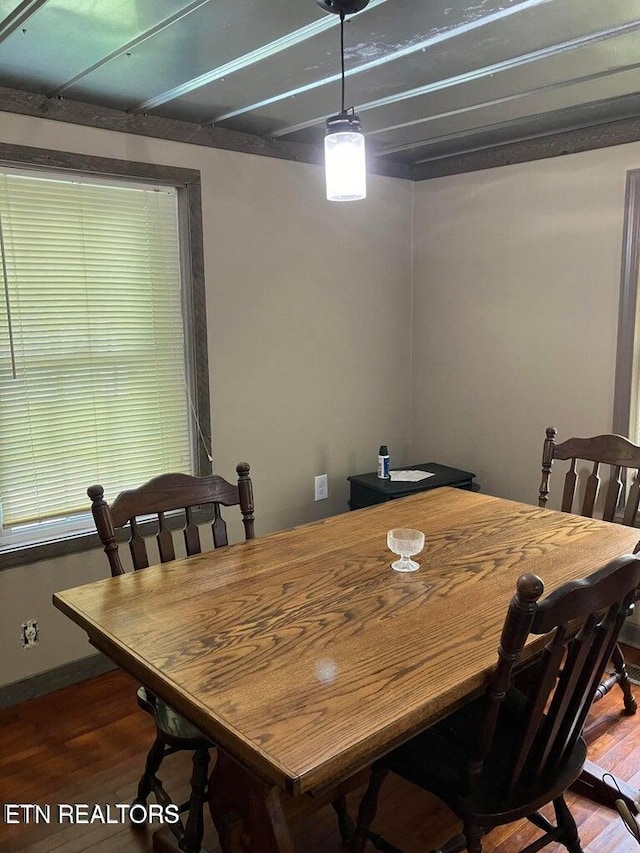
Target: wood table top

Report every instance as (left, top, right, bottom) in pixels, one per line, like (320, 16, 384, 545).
(53, 488, 640, 796)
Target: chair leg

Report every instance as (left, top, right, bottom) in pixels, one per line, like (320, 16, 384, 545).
(431, 832, 467, 853)
(464, 822, 483, 853)
(332, 795, 354, 841)
(593, 643, 637, 714)
(554, 796, 584, 853)
(180, 746, 210, 853)
(134, 735, 167, 805)
(612, 643, 637, 715)
(350, 763, 389, 853)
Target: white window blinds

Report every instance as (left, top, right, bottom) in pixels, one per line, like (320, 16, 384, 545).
(0, 170, 192, 528)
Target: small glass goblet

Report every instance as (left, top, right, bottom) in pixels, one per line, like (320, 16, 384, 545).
(387, 528, 425, 573)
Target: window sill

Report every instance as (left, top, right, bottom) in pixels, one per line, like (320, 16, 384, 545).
(0, 529, 102, 570)
(0, 506, 215, 570)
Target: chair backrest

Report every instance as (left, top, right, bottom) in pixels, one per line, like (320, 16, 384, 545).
(88, 463, 255, 577)
(538, 427, 640, 525)
(467, 554, 640, 802)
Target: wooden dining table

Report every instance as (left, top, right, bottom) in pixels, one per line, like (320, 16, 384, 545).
(53, 487, 640, 852)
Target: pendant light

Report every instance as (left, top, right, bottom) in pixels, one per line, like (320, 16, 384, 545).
(316, 0, 370, 201)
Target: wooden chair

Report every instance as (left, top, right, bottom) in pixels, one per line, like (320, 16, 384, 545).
(350, 553, 640, 853)
(538, 427, 640, 714)
(88, 464, 255, 853)
(88, 464, 353, 850)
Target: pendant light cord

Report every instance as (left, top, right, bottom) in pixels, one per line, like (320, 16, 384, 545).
(340, 11, 346, 114)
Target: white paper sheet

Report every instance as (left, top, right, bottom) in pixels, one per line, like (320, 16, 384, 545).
(389, 470, 435, 482)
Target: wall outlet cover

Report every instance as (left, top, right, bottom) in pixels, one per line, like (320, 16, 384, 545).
(21, 620, 39, 649)
(314, 474, 329, 501)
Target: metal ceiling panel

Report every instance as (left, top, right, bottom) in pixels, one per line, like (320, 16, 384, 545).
(282, 33, 640, 147)
(0, 1, 29, 16)
(0, 0, 204, 92)
(136, 0, 542, 125)
(60, 0, 323, 112)
(1, 0, 640, 174)
(220, 0, 640, 141)
(201, 3, 640, 145)
(386, 93, 640, 167)
(373, 68, 640, 155)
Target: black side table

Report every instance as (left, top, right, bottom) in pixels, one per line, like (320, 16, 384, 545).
(347, 462, 476, 510)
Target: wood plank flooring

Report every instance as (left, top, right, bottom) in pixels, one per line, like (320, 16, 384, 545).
(1, 655, 640, 852)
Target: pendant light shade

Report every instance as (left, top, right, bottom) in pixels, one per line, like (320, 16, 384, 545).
(316, 0, 370, 201)
(324, 113, 366, 201)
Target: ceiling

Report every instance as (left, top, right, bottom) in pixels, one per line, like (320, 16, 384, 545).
(1, 0, 640, 180)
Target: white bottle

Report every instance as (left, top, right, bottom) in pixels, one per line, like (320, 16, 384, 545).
(377, 445, 390, 479)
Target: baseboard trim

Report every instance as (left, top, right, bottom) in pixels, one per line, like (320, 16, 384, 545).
(0, 653, 117, 709)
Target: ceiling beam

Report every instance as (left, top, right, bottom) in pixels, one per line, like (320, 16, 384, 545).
(409, 115, 640, 181)
(4, 82, 640, 183)
(0, 86, 411, 179)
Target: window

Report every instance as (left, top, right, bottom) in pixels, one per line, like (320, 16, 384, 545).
(0, 148, 208, 563)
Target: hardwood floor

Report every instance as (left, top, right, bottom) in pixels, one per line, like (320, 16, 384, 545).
(1, 656, 640, 852)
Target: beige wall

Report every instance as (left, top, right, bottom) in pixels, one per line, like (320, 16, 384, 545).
(410, 144, 640, 506)
(410, 145, 640, 640)
(0, 112, 413, 687)
(5, 113, 640, 688)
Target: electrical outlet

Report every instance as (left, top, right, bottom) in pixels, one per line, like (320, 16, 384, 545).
(21, 619, 39, 649)
(314, 474, 329, 501)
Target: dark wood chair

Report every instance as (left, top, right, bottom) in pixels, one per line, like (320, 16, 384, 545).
(88, 464, 353, 850)
(350, 553, 640, 853)
(538, 427, 640, 714)
(88, 464, 255, 853)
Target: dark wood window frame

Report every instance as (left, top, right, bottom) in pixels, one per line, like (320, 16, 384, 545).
(0, 143, 209, 570)
(614, 169, 640, 439)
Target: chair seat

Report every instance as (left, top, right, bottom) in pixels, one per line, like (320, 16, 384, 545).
(385, 688, 586, 823)
(137, 687, 212, 744)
